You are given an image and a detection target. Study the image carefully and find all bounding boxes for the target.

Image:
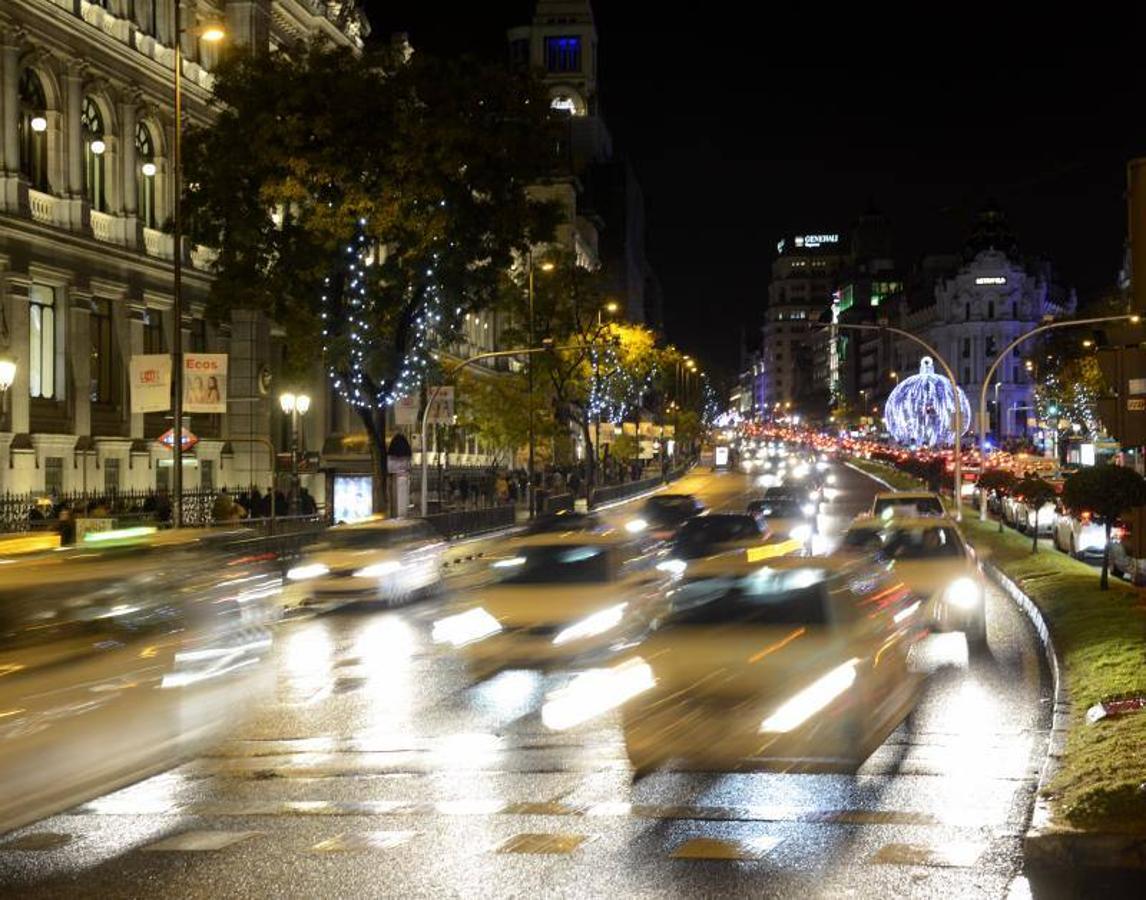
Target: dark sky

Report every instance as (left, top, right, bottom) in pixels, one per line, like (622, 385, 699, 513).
(365, 2, 1146, 376)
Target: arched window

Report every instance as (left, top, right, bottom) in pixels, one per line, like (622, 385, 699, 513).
(135, 122, 156, 228)
(82, 96, 107, 212)
(18, 69, 49, 191)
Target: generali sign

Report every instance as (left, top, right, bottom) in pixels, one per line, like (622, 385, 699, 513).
(129, 354, 171, 413)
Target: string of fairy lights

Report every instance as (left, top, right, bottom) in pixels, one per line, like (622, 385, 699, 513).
(586, 342, 658, 425)
(1035, 364, 1100, 435)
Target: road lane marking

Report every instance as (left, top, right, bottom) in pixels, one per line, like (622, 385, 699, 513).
(670, 836, 783, 860)
(869, 840, 986, 867)
(309, 831, 417, 852)
(142, 830, 262, 852)
(496, 833, 596, 854)
(0, 832, 74, 851)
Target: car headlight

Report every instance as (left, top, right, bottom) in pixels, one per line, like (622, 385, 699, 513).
(801, 503, 817, 516)
(286, 563, 329, 582)
(944, 576, 982, 610)
(815, 461, 829, 471)
(625, 518, 648, 534)
(552, 603, 627, 646)
(760, 658, 859, 733)
(826, 473, 837, 486)
(354, 560, 402, 578)
(432, 607, 502, 647)
(789, 524, 813, 542)
(656, 558, 687, 576)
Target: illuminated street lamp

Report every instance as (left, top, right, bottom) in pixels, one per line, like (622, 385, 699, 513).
(280, 392, 311, 514)
(170, 6, 226, 527)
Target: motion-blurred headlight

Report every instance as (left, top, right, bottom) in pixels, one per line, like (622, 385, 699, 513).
(801, 503, 817, 516)
(656, 558, 687, 576)
(552, 603, 627, 646)
(759, 658, 859, 733)
(432, 607, 501, 647)
(287, 563, 329, 582)
(354, 560, 402, 578)
(789, 524, 813, 543)
(625, 518, 648, 534)
(542, 657, 655, 731)
(944, 576, 982, 610)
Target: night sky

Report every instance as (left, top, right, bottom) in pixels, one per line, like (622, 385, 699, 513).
(364, 2, 1146, 377)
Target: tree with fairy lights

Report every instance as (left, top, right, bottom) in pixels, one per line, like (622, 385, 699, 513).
(184, 43, 560, 510)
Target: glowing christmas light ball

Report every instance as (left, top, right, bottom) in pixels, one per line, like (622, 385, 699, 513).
(883, 356, 971, 447)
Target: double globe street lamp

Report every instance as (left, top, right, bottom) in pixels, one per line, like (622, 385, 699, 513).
(280, 392, 311, 514)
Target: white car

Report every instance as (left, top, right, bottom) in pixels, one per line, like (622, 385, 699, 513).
(1051, 507, 1108, 559)
(839, 516, 988, 646)
(434, 533, 674, 678)
(869, 491, 945, 519)
(282, 518, 445, 610)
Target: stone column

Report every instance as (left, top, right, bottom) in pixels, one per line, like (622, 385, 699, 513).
(64, 65, 83, 195)
(128, 304, 145, 440)
(120, 99, 137, 216)
(70, 294, 91, 438)
(1, 35, 18, 174)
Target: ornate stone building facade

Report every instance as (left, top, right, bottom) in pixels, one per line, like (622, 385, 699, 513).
(0, 1, 365, 494)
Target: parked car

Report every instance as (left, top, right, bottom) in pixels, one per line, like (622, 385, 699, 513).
(281, 518, 445, 611)
(1051, 506, 1108, 559)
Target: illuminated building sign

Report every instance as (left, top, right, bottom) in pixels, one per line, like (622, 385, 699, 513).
(794, 234, 839, 248)
(975, 276, 1007, 285)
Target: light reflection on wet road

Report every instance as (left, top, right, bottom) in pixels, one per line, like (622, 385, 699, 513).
(0, 465, 1056, 899)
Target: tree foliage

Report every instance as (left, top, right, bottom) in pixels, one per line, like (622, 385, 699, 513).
(183, 42, 560, 506)
(1062, 464, 1146, 588)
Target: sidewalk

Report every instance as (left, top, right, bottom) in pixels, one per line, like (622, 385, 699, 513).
(850, 456, 1146, 866)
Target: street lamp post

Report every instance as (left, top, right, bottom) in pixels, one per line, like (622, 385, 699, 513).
(171, 3, 224, 527)
(831, 321, 965, 520)
(279, 392, 311, 514)
(976, 313, 1139, 520)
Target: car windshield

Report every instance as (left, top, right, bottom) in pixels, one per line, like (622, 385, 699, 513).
(883, 525, 965, 559)
(752, 498, 804, 518)
(308, 525, 431, 552)
(874, 496, 943, 516)
(676, 516, 760, 544)
(670, 571, 829, 626)
(495, 545, 613, 584)
(842, 527, 884, 550)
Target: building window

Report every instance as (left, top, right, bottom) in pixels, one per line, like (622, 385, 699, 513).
(18, 69, 49, 192)
(136, 122, 156, 228)
(144, 309, 165, 353)
(1012, 301, 1017, 318)
(200, 459, 214, 491)
(44, 456, 64, 494)
(137, 0, 159, 37)
(965, 302, 970, 322)
(962, 337, 971, 359)
(1013, 347, 1021, 358)
(545, 36, 582, 72)
(190, 318, 208, 353)
(1012, 366, 1020, 383)
(82, 97, 107, 212)
(156, 464, 170, 492)
(1014, 408, 1026, 428)
(29, 284, 58, 399)
(985, 336, 997, 356)
(964, 367, 971, 384)
(90, 299, 118, 404)
(988, 300, 995, 319)
(509, 38, 529, 68)
(104, 457, 120, 494)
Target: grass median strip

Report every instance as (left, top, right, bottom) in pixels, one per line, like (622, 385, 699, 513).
(850, 456, 1146, 832)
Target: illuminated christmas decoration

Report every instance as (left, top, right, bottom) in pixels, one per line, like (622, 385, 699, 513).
(883, 356, 971, 447)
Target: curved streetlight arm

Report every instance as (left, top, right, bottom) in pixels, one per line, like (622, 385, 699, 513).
(976, 314, 1138, 520)
(832, 321, 964, 520)
(418, 344, 589, 516)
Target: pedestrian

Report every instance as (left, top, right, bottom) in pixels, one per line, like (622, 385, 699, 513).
(57, 507, 76, 545)
(495, 473, 509, 504)
(300, 487, 318, 515)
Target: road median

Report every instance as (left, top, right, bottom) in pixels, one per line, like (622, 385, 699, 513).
(850, 456, 1146, 866)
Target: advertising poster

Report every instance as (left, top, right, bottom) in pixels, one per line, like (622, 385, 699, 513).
(394, 393, 419, 426)
(184, 353, 228, 413)
(333, 475, 374, 524)
(425, 386, 455, 424)
(129, 354, 171, 413)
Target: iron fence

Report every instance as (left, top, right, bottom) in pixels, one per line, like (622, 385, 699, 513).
(421, 504, 516, 540)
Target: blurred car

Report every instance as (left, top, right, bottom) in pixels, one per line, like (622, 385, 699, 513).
(869, 491, 945, 519)
(1014, 484, 1061, 536)
(631, 493, 706, 540)
(668, 514, 771, 561)
(1051, 506, 1108, 559)
(0, 526, 279, 834)
(433, 533, 674, 678)
(281, 518, 445, 611)
(841, 516, 987, 645)
(1106, 520, 1143, 584)
(567, 557, 924, 775)
(523, 510, 604, 535)
(748, 488, 818, 545)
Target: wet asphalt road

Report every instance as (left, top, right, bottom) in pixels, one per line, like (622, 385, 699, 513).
(0, 464, 1057, 899)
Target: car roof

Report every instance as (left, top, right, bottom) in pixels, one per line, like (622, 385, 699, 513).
(873, 491, 940, 501)
(682, 551, 872, 580)
(849, 515, 960, 531)
(505, 531, 629, 549)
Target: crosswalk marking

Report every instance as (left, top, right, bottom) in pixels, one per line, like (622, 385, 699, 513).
(142, 830, 261, 852)
(869, 841, 986, 867)
(310, 831, 417, 852)
(496, 833, 595, 854)
(0, 832, 73, 851)
(670, 836, 783, 860)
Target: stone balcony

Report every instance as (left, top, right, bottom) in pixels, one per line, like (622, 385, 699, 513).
(28, 189, 56, 226)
